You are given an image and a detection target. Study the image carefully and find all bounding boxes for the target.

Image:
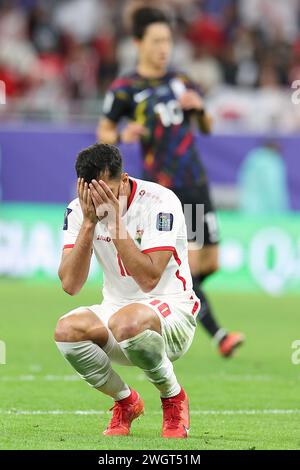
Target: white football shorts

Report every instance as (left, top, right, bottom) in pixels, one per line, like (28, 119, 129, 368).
(65, 294, 200, 366)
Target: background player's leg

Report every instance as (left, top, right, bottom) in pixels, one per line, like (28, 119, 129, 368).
(189, 245, 227, 342)
(109, 304, 181, 398)
(194, 278, 227, 342)
(190, 246, 245, 356)
(55, 309, 131, 400)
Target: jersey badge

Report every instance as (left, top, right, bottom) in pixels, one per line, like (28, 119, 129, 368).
(63, 208, 72, 230)
(156, 213, 173, 231)
(135, 227, 144, 245)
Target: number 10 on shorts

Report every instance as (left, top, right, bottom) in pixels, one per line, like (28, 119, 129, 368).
(150, 299, 172, 318)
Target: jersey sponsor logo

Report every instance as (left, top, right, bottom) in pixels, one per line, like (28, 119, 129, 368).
(96, 235, 112, 243)
(156, 213, 174, 231)
(63, 208, 72, 230)
(134, 89, 152, 103)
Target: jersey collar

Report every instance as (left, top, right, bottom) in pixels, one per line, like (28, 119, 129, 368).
(127, 178, 137, 210)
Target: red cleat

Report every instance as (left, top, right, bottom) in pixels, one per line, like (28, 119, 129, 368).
(161, 387, 190, 438)
(103, 389, 144, 436)
(219, 332, 245, 358)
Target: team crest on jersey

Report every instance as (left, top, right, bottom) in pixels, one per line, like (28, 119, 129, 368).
(156, 213, 173, 231)
(63, 208, 72, 230)
(135, 227, 144, 245)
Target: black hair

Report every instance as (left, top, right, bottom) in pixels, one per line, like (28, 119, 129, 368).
(75, 143, 123, 184)
(131, 7, 171, 39)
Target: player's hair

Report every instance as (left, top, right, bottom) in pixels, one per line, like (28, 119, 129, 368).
(131, 6, 171, 39)
(75, 143, 123, 184)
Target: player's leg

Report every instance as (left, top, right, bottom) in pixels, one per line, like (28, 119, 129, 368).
(54, 308, 131, 400)
(55, 307, 145, 436)
(189, 185, 245, 356)
(189, 243, 228, 344)
(109, 303, 181, 399)
(110, 300, 197, 438)
(84, 302, 177, 437)
(173, 184, 232, 352)
(191, 242, 245, 356)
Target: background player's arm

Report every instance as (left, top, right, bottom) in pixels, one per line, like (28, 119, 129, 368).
(195, 110, 213, 135)
(97, 83, 146, 144)
(97, 117, 119, 144)
(98, 117, 147, 144)
(58, 179, 97, 296)
(179, 88, 213, 135)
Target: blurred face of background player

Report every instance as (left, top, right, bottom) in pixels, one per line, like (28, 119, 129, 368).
(135, 22, 173, 75)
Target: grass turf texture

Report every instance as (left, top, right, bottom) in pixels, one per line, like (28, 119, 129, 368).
(0, 279, 299, 450)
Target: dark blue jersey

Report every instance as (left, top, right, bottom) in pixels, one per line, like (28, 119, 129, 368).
(103, 70, 206, 189)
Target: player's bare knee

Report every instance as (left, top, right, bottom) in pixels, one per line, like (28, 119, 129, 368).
(110, 319, 141, 342)
(198, 248, 219, 275)
(54, 315, 85, 342)
(54, 316, 72, 342)
(110, 310, 160, 342)
(203, 259, 219, 275)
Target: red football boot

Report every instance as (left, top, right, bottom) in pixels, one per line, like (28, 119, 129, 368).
(219, 332, 245, 358)
(161, 387, 190, 438)
(103, 389, 144, 436)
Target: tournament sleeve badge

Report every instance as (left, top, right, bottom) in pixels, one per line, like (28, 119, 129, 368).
(63, 208, 72, 230)
(156, 213, 174, 231)
(135, 227, 144, 245)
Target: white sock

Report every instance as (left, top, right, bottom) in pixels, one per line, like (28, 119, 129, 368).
(56, 340, 130, 401)
(119, 329, 180, 398)
(213, 328, 227, 345)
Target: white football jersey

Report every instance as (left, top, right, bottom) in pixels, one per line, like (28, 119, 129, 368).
(63, 178, 193, 302)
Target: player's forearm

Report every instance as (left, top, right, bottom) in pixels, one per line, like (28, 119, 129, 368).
(97, 122, 118, 144)
(196, 111, 212, 135)
(111, 224, 160, 293)
(59, 222, 96, 295)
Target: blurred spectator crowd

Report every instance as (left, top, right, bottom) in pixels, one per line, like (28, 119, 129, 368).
(1, 0, 300, 131)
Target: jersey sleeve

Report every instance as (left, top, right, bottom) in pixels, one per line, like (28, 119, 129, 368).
(102, 77, 132, 123)
(140, 193, 184, 255)
(177, 72, 204, 97)
(62, 200, 82, 249)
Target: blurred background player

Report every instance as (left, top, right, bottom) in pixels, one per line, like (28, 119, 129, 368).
(97, 5, 244, 357)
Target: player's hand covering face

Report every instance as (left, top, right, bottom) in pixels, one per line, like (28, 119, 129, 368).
(77, 178, 98, 225)
(89, 179, 127, 230)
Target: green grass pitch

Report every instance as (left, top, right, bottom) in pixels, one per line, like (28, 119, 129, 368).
(0, 279, 299, 450)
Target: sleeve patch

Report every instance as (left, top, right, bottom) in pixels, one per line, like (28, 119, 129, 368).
(63, 208, 72, 230)
(156, 213, 173, 231)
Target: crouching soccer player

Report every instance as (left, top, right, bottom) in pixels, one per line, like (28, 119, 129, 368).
(55, 143, 200, 438)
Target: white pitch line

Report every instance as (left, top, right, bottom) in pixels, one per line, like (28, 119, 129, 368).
(1, 409, 300, 416)
(0, 375, 81, 382)
(0, 374, 280, 382)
